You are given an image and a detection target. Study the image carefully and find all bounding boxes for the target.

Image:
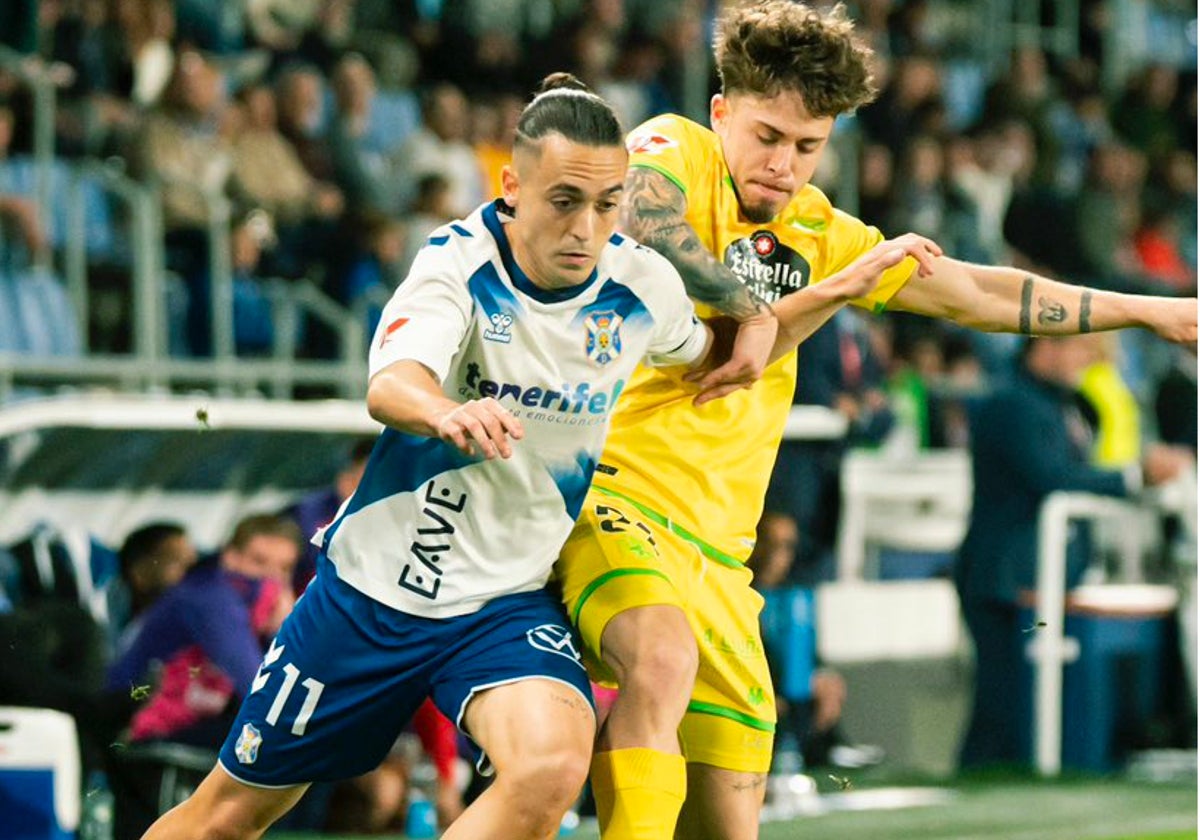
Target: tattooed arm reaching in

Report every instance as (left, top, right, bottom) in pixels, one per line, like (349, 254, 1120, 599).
(887, 259, 1197, 343)
(619, 166, 777, 403)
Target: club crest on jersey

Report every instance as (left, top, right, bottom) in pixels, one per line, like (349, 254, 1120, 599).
(584, 311, 623, 365)
(527, 623, 584, 667)
(626, 132, 677, 155)
(234, 723, 263, 765)
(484, 312, 514, 344)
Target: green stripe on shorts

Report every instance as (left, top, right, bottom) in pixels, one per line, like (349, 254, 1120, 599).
(686, 700, 776, 733)
(572, 567, 671, 627)
(592, 486, 745, 569)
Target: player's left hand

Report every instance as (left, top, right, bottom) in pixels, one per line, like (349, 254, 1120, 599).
(1143, 296, 1198, 346)
(687, 309, 777, 405)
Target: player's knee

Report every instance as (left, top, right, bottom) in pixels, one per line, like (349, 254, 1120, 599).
(621, 633, 698, 699)
(602, 607, 698, 695)
(497, 747, 589, 828)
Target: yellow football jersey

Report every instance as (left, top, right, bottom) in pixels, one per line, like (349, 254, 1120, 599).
(595, 113, 916, 561)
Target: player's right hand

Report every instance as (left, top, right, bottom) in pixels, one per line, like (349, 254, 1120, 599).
(828, 232, 943, 300)
(688, 308, 777, 405)
(432, 398, 525, 460)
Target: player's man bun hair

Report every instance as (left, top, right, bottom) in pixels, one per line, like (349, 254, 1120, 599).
(536, 72, 592, 95)
(515, 72, 624, 149)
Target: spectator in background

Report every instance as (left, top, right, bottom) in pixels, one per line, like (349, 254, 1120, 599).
(105, 514, 300, 839)
(229, 83, 344, 240)
(1077, 333, 1142, 469)
(473, 92, 523, 199)
(1112, 64, 1183, 164)
(329, 53, 398, 216)
(396, 82, 484, 216)
(1074, 143, 1152, 293)
(767, 309, 894, 584)
(747, 512, 884, 772)
(108, 522, 198, 655)
(337, 210, 407, 337)
(275, 62, 336, 182)
(1155, 347, 1197, 455)
(955, 336, 1193, 769)
(398, 172, 455, 275)
(133, 49, 233, 282)
(285, 436, 375, 596)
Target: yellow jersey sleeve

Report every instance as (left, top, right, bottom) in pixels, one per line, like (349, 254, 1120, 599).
(626, 114, 704, 199)
(823, 208, 916, 313)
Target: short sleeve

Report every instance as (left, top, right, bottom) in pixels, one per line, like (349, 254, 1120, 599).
(626, 114, 697, 200)
(821, 209, 917, 313)
(368, 248, 473, 381)
(640, 250, 708, 367)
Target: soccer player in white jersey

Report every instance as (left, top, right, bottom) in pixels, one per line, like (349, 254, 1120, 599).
(140, 74, 746, 840)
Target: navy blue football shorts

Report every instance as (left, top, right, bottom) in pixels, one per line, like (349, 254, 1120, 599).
(217, 555, 595, 787)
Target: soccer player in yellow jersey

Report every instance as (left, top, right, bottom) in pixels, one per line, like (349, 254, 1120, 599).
(554, 2, 1199, 839)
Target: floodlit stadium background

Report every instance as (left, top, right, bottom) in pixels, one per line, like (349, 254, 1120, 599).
(0, 0, 1195, 837)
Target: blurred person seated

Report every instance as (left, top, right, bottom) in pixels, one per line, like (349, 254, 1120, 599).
(104, 514, 300, 839)
(395, 82, 485, 217)
(132, 49, 233, 250)
(229, 82, 343, 234)
(748, 512, 884, 772)
(107, 522, 198, 656)
(284, 435, 375, 595)
(177, 205, 279, 357)
(333, 210, 407, 337)
(328, 52, 397, 216)
(398, 172, 455, 275)
(955, 335, 1193, 770)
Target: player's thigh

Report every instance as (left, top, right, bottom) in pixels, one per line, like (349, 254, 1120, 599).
(427, 588, 596, 776)
(555, 489, 690, 682)
(679, 561, 776, 774)
(153, 764, 309, 837)
(675, 763, 764, 840)
(218, 564, 430, 788)
(464, 677, 594, 785)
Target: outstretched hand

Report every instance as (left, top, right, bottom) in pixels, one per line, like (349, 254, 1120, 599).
(825, 232, 943, 301)
(1145, 296, 1198, 346)
(431, 398, 525, 459)
(686, 309, 778, 406)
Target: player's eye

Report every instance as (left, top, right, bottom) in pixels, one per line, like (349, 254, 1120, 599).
(597, 201, 617, 213)
(758, 134, 777, 146)
(551, 198, 574, 210)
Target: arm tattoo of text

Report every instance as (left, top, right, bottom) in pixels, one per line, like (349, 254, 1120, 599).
(620, 167, 769, 319)
(730, 773, 768, 792)
(1079, 290, 1093, 333)
(1037, 295, 1067, 326)
(1019, 276, 1034, 334)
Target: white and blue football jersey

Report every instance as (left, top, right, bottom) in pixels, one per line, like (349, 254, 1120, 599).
(316, 199, 708, 618)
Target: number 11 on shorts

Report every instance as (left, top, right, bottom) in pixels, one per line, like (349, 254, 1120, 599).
(251, 639, 326, 736)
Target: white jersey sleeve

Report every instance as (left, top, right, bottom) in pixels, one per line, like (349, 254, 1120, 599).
(368, 246, 473, 382)
(637, 248, 709, 368)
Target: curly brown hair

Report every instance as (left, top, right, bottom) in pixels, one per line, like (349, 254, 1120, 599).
(714, 1, 878, 117)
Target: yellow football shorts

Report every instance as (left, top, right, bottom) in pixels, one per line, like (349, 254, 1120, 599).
(555, 485, 776, 773)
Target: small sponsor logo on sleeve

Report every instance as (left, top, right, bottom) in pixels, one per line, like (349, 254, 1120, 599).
(626, 133, 678, 155)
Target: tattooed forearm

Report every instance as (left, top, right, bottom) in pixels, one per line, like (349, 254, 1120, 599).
(1019, 276, 1033, 334)
(1079, 290, 1092, 333)
(621, 166, 769, 320)
(1037, 295, 1066, 325)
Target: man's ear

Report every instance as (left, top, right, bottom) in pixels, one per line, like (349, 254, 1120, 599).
(501, 163, 519, 209)
(710, 93, 728, 131)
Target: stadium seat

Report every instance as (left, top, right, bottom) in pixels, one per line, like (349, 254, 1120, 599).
(836, 450, 972, 580)
(0, 706, 81, 840)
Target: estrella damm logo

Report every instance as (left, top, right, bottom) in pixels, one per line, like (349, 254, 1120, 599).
(723, 231, 811, 303)
(584, 310, 623, 365)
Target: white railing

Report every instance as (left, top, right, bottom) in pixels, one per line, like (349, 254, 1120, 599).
(1030, 488, 1188, 776)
